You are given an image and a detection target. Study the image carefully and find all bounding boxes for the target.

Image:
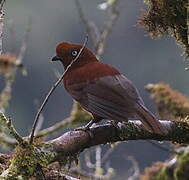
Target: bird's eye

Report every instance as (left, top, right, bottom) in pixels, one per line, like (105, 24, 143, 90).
(71, 50, 78, 57)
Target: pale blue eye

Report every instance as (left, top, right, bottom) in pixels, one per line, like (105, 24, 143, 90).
(71, 50, 78, 57)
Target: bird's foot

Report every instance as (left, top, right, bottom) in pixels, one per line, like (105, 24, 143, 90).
(74, 119, 94, 131)
(108, 120, 119, 129)
(74, 126, 90, 132)
(74, 120, 94, 138)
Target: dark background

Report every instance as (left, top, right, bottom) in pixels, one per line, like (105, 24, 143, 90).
(2, 0, 188, 179)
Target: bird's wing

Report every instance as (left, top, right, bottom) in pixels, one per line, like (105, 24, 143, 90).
(67, 74, 143, 121)
(114, 74, 144, 105)
(86, 74, 143, 119)
(66, 73, 166, 134)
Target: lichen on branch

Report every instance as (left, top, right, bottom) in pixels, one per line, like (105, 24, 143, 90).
(145, 83, 189, 119)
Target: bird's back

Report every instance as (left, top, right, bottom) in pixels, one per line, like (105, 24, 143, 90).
(63, 61, 120, 87)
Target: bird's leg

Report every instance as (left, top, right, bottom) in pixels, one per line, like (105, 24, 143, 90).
(75, 115, 101, 132)
(74, 119, 95, 131)
(108, 120, 119, 129)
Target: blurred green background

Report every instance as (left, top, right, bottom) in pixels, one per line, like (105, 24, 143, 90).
(2, 0, 189, 179)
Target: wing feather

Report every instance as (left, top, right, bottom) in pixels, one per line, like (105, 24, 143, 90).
(87, 93, 129, 121)
(66, 71, 166, 134)
(67, 74, 141, 121)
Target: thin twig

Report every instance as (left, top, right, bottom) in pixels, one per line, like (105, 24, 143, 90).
(16, 18, 31, 64)
(0, 74, 13, 113)
(35, 117, 72, 138)
(0, 132, 17, 147)
(126, 156, 140, 180)
(95, 1, 120, 58)
(6, 118, 24, 145)
(33, 100, 44, 135)
(34, 113, 44, 136)
(0, 112, 24, 146)
(101, 143, 120, 164)
(75, 0, 120, 59)
(95, 146, 103, 175)
(29, 35, 89, 144)
(84, 149, 96, 169)
(75, 0, 99, 47)
(0, 0, 6, 10)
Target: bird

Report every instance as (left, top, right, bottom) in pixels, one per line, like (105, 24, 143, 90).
(52, 42, 167, 134)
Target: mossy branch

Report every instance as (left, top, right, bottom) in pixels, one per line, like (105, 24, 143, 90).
(145, 83, 189, 118)
(48, 119, 189, 155)
(139, 0, 188, 57)
(0, 133, 17, 148)
(3, 119, 189, 179)
(0, 112, 24, 146)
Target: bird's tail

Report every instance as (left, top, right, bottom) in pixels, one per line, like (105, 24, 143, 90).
(135, 103, 167, 134)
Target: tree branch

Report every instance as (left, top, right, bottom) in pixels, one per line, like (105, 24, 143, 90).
(95, 0, 120, 58)
(0, 112, 24, 146)
(2, 119, 189, 179)
(49, 120, 175, 158)
(75, 0, 99, 47)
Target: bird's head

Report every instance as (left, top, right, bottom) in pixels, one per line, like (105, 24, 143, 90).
(52, 42, 97, 69)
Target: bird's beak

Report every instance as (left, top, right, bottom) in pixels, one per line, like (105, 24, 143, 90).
(52, 56, 61, 61)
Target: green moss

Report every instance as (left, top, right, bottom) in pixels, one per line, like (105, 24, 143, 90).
(118, 121, 160, 141)
(139, 0, 188, 57)
(0, 72, 16, 111)
(2, 143, 55, 179)
(144, 0, 152, 5)
(174, 151, 189, 180)
(156, 167, 168, 180)
(169, 120, 189, 144)
(156, 165, 174, 180)
(141, 161, 174, 180)
(145, 83, 189, 119)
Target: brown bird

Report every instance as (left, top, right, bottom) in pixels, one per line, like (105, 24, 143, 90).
(52, 42, 167, 134)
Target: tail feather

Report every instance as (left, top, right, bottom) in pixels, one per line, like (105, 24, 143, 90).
(135, 103, 168, 134)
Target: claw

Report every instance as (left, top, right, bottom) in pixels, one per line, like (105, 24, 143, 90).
(74, 120, 95, 138)
(108, 120, 119, 129)
(75, 119, 94, 131)
(74, 126, 90, 132)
